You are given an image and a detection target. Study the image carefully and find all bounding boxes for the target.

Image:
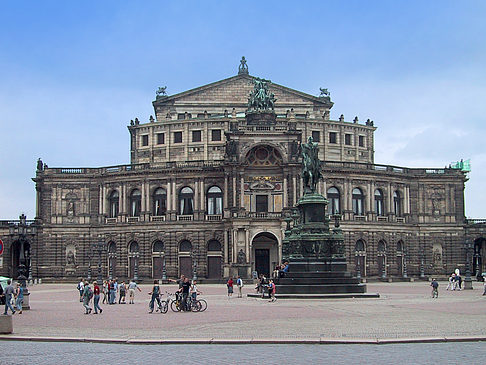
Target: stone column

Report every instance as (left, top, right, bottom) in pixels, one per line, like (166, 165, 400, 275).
(200, 180, 204, 212)
(224, 229, 229, 264)
(245, 229, 250, 263)
(141, 181, 146, 212)
(224, 174, 229, 210)
(283, 176, 288, 209)
(387, 183, 392, 214)
(194, 179, 199, 213)
(233, 175, 237, 208)
(240, 175, 245, 209)
(233, 229, 238, 265)
(166, 181, 172, 211)
(292, 175, 297, 205)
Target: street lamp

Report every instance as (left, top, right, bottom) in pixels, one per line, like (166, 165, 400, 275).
(402, 248, 408, 279)
(464, 239, 473, 290)
(92, 242, 105, 283)
(162, 256, 167, 281)
(192, 254, 198, 281)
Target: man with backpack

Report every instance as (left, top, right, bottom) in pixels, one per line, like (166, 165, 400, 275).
(77, 278, 84, 302)
(82, 281, 93, 314)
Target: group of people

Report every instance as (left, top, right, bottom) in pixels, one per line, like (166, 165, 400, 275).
(2, 280, 24, 315)
(164, 275, 202, 312)
(225, 276, 244, 298)
(254, 274, 276, 302)
(272, 262, 289, 279)
(78, 278, 142, 314)
(446, 270, 463, 291)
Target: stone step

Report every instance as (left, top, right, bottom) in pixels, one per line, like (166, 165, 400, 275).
(276, 284, 368, 294)
(277, 277, 361, 285)
(283, 272, 354, 278)
(247, 292, 380, 299)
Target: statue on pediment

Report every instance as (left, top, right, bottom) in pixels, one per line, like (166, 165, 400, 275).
(247, 78, 277, 112)
(238, 56, 249, 75)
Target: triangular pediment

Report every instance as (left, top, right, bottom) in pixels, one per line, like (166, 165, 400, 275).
(153, 74, 333, 110)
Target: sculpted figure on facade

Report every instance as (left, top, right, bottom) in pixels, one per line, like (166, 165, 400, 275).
(301, 136, 322, 193)
(237, 249, 246, 264)
(247, 77, 277, 112)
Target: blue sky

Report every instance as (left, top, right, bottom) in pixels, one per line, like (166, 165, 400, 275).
(1, 1, 485, 218)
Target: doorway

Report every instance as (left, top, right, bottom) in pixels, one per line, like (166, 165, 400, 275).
(255, 249, 270, 277)
(252, 232, 279, 278)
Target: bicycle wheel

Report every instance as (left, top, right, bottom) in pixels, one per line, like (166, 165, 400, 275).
(160, 301, 168, 314)
(170, 299, 181, 312)
(197, 299, 207, 312)
(190, 300, 201, 312)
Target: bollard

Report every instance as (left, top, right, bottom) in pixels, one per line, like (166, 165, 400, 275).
(0, 315, 13, 334)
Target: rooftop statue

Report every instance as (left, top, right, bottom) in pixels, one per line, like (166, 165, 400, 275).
(301, 136, 322, 193)
(247, 77, 277, 112)
(238, 56, 249, 75)
(156, 86, 167, 97)
(319, 88, 330, 97)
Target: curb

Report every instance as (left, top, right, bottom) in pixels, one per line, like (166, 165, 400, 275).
(0, 335, 485, 345)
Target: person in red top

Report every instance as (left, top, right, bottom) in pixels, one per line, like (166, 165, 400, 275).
(93, 281, 103, 314)
(227, 277, 234, 298)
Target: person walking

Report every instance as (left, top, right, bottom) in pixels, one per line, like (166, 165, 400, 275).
(14, 283, 24, 314)
(431, 278, 439, 298)
(82, 281, 93, 314)
(128, 280, 141, 304)
(3, 280, 16, 315)
(268, 279, 276, 302)
(113, 279, 119, 304)
(108, 280, 115, 305)
(148, 280, 162, 313)
(93, 281, 103, 314)
(227, 277, 234, 298)
(236, 276, 244, 298)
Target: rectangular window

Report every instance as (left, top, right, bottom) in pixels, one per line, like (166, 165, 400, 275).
(197, 113, 205, 119)
(174, 131, 182, 143)
(141, 135, 149, 146)
(256, 195, 268, 213)
(157, 133, 165, 145)
(211, 129, 221, 141)
(345, 134, 352, 146)
(192, 130, 201, 142)
(312, 131, 320, 143)
(177, 113, 185, 120)
(359, 135, 365, 147)
(329, 132, 337, 144)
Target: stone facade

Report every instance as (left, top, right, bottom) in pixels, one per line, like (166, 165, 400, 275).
(1, 62, 485, 281)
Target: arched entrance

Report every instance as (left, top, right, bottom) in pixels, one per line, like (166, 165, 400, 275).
(473, 237, 486, 279)
(152, 240, 164, 279)
(207, 239, 222, 279)
(251, 232, 279, 277)
(10, 239, 30, 279)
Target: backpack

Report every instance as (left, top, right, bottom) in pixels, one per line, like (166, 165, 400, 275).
(87, 287, 93, 299)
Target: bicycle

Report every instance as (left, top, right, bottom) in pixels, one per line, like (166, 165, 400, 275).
(148, 292, 168, 314)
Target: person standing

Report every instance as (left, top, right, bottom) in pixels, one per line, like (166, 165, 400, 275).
(483, 280, 486, 296)
(113, 279, 119, 304)
(15, 283, 24, 314)
(179, 277, 191, 311)
(190, 280, 202, 303)
(82, 281, 93, 314)
(236, 276, 244, 298)
(431, 278, 439, 298)
(102, 280, 108, 304)
(108, 280, 115, 305)
(148, 280, 162, 313)
(93, 281, 103, 314)
(118, 281, 127, 304)
(77, 278, 85, 302)
(3, 280, 16, 315)
(128, 280, 141, 304)
(227, 277, 234, 298)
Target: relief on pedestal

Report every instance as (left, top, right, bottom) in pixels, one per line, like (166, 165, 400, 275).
(65, 243, 77, 275)
(432, 242, 443, 268)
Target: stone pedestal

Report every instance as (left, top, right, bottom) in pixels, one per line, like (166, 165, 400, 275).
(21, 292, 30, 310)
(0, 315, 13, 334)
(464, 277, 473, 290)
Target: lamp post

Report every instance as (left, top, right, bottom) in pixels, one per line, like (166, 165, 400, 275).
(133, 253, 139, 282)
(92, 242, 105, 284)
(420, 253, 425, 279)
(464, 239, 473, 290)
(356, 256, 361, 280)
(162, 256, 167, 281)
(402, 249, 408, 279)
(381, 254, 386, 280)
(192, 254, 198, 281)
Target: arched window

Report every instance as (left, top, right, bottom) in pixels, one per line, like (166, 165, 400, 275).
(246, 145, 283, 166)
(352, 188, 365, 215)
(378, 240, 386, 253)
(153, 188, 167, 216)
(374, 189, 384, 216)
(153, 240, 164, 252)
(355, 239, 365, 252)
(179, 187, 194, 215)
(108, 241, 116, 254)
(130, 189, 142, 217)
(327, 187, 340, 215)
(109, 191, 119, 218)
(393, 191, 401, 216)
(208, 239, 221, 251)
(129, 241, 139, 253)
(207, 186, 223, 215)
(397, 240, 403, 253)
(179, 240, 192, 252)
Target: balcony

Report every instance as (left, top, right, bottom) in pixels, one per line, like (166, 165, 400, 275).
(237, 212, 282, 219)
(377, 216, 388, 222)
(205, 214, 222, 221)
(354, 215, 366, 222)
(127, 217, 140, 223)
(396, 217, 405, 223)
(105, 218, 117, 224)
(177, 215, 193, 221)
(151, 215, 166, 222)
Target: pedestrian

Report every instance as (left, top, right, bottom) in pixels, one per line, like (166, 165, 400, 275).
(178, 277, 191, 311)
(108, 279, 115, 304)
(77, 278, 85, 302)
(236, 276, 244, 298)
(431, 278, 439, 298)
(82, 281, 93, 314)
(3, 280, 16, 315)
(102, 280, 108, 304)
(446, 273, 455, 290)
(268, 279, 276, 302)
(15, 283, 24, 314)
(227, 277, 234, 298)
(93, 281, 103, 314)
(190, 280, 202, 303)
(118, 281, 127, 304)
(113, 278, 119, 303)
(148, 280, 162, 313)
(483, 280, 486, 296)
(128, 280, 141, 304)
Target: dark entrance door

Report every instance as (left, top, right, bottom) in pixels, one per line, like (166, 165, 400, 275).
(355, 255, 365, 277)
(179, 256, 192, 278)
(129, 257, 138, 279)
(207, 256, 222, 279)
(152, 257, 163, 279)
(255, 249, 270, 277)
(377, 255, 386, 277)
(397, 256, 403, 276)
